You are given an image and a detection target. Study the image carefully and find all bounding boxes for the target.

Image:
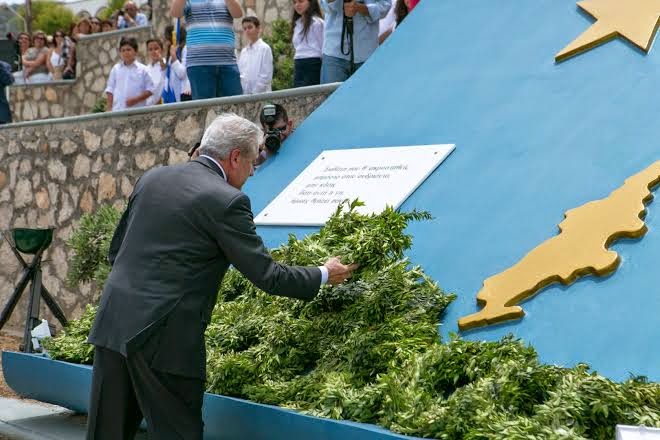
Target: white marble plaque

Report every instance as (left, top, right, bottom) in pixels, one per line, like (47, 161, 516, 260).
(616, 425, 660, 440)
(254, 144, 455, 226)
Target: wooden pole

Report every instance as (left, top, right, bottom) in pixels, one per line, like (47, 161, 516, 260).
(24, 0, 32, 34)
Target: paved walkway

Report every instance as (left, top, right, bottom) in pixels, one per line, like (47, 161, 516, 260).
(0, 397, 147, 439)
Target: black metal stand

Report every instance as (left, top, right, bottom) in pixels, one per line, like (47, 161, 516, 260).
(0, 231, 68, 353)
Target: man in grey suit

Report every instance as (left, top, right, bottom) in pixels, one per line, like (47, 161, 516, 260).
(86, 113, 357, 439)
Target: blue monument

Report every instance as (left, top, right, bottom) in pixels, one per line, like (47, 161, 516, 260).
(248, 0, 660, 381)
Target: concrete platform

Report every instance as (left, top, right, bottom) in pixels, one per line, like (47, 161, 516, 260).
(0, 397, 146, 440)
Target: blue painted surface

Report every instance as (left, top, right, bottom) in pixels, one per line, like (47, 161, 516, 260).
(1, 352, 422, 440)
(245, 0, 660, 381)
(1, 352, 93, 413)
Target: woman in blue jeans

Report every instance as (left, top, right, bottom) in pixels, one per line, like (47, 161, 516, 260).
(170, 0, 244, 99)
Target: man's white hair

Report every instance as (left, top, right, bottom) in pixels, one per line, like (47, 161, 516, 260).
(198, 113, 263, 160)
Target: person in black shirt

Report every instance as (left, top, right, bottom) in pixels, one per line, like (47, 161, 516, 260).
(0, 60, 15, 124)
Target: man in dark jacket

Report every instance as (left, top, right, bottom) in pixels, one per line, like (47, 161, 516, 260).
(86, 113, 357, 439)
(0, 60, 14, 124)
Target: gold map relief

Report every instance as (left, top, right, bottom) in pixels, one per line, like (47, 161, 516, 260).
(458, 161, 660, 331)
(555, 0, 660, 62)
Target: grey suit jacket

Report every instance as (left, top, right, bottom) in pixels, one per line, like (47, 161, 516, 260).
(88, 156, 321, 379)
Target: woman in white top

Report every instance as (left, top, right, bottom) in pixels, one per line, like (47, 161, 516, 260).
(47, 30, 67, 80)
(22, 31, 50, 84)
(291, 0, 324, 88)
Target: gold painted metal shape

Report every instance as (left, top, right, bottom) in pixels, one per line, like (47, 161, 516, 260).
(458, 161, 660, 331)
(556, 0, 660, 62)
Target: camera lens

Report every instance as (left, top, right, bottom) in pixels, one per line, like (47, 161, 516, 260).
(264, 132, 281, 153)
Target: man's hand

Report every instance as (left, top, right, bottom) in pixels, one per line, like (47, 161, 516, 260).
(343, 1, 368, 17)
(324, 257, 358, 285)
(125, 96, 140, 107)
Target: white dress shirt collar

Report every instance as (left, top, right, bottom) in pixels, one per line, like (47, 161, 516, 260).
(199, 154, 228, 182)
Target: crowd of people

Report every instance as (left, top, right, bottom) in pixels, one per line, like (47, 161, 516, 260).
(2, 0, 420, 117)
(11, 30, 73, 84)
(203, 0, 418, 97)
(103, 0, 419, 111)
(10, 1, 150, 85)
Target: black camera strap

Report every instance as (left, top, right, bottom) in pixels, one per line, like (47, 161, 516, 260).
(341, 2, 356, 75)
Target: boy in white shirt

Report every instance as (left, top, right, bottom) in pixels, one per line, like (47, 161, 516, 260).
(105, 37, 156, 112)
(145, 38, 166, 106)
(238, 17, 273, 94)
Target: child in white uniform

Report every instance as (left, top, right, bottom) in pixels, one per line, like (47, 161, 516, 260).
(105, 37, 156, 112)
(145, 39, 166, 106)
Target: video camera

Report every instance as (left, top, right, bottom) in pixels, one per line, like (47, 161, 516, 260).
(260, 104, 284, 154)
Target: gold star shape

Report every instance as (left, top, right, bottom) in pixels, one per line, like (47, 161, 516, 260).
(556, 0, 660, 62)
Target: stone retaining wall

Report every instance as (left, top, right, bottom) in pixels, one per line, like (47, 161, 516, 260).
(0, 84, 337, 333)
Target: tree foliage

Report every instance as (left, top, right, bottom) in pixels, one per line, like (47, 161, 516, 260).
(97, 0, 125, 20)
(263, 19, 294, 91)
(65, 204, 121, 287)
(17, 1, 75, 35)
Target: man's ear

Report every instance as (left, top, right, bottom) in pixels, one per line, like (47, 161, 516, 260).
(229, 148, 241, 168)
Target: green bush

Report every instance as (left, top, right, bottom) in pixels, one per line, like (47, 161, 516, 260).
(91, 97, 106, 113)
(65, 204, 121, 288)
(41, 304, 97, 364)
(263, 19, 294, 91)
(47, 200, 660, 439)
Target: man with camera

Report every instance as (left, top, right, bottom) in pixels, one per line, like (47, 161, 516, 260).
(320, 0, 391, 83)
(117, 1, 149, 29)
(255, 103, 293, 167)
(187, 104, 293, 165)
